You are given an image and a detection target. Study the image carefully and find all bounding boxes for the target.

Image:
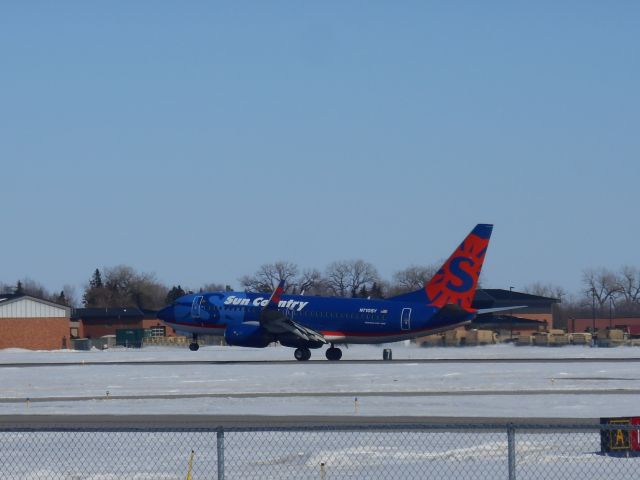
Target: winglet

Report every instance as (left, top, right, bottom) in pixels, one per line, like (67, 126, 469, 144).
(265, 280, 285, 310)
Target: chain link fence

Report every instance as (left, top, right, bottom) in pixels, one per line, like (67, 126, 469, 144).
(1, 418, 640, 479)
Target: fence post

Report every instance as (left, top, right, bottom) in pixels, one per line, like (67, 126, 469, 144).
(507, 423, 516, 480)
(217, 427, 225, 480)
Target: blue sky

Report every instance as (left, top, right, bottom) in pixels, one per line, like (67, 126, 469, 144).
(1, 2, 638, 299)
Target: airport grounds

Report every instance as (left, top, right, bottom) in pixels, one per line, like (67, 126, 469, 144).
(3, 340, 640, 479)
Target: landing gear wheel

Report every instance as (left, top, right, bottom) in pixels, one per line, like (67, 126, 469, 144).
(326, 347, 342, 361)
(294, 347, 311, 361)
(189, 334, 199, 351)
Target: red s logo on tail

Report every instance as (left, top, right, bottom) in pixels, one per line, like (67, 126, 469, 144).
(425, 224, 492, 310)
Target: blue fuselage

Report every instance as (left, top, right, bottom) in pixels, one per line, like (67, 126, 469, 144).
(158, 291, 474, 345)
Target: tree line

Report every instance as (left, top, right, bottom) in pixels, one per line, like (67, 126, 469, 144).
(575, 267, 640, 316)
(0, 260, 436, 310)
(0, 278, 77, 308)
(522, 267, 640, 318)
(2, 262, 640, 317)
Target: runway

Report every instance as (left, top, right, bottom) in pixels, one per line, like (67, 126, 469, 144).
(3, 345, 640, 417)
(0, 414, 600, 429)
(2, 388, 640, 404)
(3, 356, 640, 368)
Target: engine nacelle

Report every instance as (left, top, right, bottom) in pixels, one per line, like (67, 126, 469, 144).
(224, 322, 273, 348)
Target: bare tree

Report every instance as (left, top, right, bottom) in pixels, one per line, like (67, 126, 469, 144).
(200, 282, 227, 293)
(240, 261, 299, 293)
(582, 267, 621, 308)
(58, 284, 78, 307)
(0, 281, 17, 295)
(103, 265, 137, 303)
(391, 264, 440, 294)
(324, 261, 350, 297)
(18, 278, 51, 299)
(617, 266, 640, 304)
(83, 265, 168, 310)
(523, 282, 567, 301)
(325, 260, 379, 297)
(295, 268, 326, 295)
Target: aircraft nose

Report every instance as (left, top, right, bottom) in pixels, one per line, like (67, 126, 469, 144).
(157, 305, 175, 323)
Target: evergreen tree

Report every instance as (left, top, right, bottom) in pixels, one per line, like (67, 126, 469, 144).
(358, 285, 369, 298)
(165, 285, 186, 304)
(84, 268, 106, 307)
(370, 282, 384, 299)
(90, 269, 103, 289)
(57, 290, 67, 306)
(15, 280, 23, 294)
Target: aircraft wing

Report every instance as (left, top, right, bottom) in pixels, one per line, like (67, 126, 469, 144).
(262, 313, 327, 343)
(259, 280, 327, 344)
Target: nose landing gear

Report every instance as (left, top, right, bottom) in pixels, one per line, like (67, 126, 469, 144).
(189, 334, 200, 351)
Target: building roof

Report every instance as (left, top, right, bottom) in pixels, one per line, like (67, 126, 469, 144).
(72, 307, 159, 320)
(479, 289, 560, 302)
(0, 292, 26, 303)
(0, 292, 70, 310)
(0, 293, 71, 317)
(72, 307, 145, 320)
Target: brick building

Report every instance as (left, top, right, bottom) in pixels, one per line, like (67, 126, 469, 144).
(72, 307, 175, 339)
(472, 289, 561, 336)
(570, 317, 640, 335)
(0, 293, 71, 350)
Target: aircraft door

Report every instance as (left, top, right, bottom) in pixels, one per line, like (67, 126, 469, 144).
(191, 296, 204, 318)
(401, 308, 411, 330)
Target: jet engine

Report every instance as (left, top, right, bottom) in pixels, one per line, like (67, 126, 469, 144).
(224, 322, 273, 348)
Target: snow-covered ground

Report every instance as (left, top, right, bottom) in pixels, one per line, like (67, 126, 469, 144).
(2, 343, 640, 417)
(3, 341, 640, 363)
(3, 344, 640, 479)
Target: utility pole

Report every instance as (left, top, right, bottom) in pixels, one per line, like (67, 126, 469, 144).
(609, 297, 613, 329)
(509, 286, 514, 340)
(592, 287, 596, 345)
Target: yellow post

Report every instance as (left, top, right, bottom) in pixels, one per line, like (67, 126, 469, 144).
(186, 450, 195, 480)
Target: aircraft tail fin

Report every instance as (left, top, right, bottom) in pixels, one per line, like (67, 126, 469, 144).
(389, 224, 493, 310)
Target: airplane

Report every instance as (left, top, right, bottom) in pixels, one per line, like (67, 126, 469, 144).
(157, 224, 518, 360)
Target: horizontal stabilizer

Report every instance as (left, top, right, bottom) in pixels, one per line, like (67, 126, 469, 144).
(475, 305, 528, 315)
(431, 303, 476, 324)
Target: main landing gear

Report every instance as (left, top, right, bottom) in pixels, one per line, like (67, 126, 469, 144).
(189, 334, 200, 351)
(325, 344, 342, 361)
(293, 345, 343, 361)
(294, 347, 311, 361)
